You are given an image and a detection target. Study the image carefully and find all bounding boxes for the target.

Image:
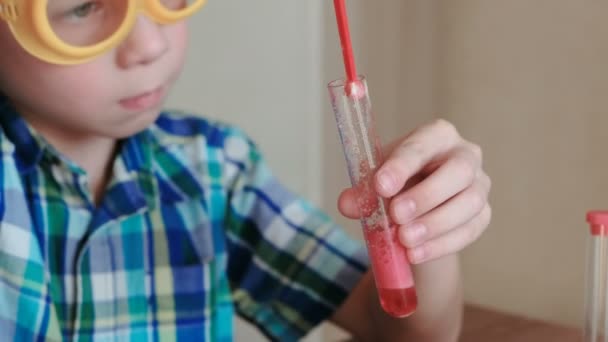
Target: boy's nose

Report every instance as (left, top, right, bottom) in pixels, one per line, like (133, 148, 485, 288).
(117, 16, 169, 68)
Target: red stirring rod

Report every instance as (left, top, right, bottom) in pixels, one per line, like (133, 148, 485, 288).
(333, 0, 358, 84)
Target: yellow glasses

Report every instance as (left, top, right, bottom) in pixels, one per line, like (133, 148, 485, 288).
(0, 0, 206, 65)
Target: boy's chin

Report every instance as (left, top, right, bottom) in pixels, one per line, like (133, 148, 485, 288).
(106, 109, 162, 139)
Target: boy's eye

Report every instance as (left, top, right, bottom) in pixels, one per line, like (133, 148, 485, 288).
(67, 1, 101, 19)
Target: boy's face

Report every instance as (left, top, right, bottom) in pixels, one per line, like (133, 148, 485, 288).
(0, 17, 188, 139)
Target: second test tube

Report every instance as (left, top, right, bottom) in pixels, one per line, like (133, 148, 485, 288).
(328, 76, 417, 317)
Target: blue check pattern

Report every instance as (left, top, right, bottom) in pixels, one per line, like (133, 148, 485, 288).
(0, 97, 368, 341)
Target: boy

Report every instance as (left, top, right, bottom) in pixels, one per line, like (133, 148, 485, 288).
(0, 1, 491, 341)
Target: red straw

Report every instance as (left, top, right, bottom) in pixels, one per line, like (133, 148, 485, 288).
(333, 0, 358, 82)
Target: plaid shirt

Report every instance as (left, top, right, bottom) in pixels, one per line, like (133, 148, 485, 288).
(0, 98, 368, 341)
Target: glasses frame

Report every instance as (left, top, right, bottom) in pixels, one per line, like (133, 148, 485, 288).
(0, 0, 206, 65)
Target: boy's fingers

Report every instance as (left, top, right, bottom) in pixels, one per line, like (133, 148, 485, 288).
(405, 204, 492, 264)
(337, 188, 360, 219)
(389, 145, 480, 224)
(375, 119, 461, 198)
(398, 177, 490, 248)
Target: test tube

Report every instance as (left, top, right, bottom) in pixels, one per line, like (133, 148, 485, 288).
(328, 76, 417, 318)
(585, 211, 608, 342)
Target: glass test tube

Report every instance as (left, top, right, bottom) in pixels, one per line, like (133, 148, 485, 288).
(585, 211, 608, 342)
(328, 76, 417, 317)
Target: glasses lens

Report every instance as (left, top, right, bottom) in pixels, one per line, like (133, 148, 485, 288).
(46, 0, 128, 47)
(159, 0, 200, 12)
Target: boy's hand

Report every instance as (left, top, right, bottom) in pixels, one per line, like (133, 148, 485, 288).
(337, 119, 491, 264)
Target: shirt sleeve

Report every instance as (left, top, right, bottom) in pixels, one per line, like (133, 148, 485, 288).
(222, 127, 369, 341)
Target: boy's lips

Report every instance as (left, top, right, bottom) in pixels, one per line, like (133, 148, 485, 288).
(119, 86, 166, 111)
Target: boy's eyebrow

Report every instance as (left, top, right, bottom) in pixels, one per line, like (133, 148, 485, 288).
(47, 0, 90, 10)
(47, 0, 77, 4)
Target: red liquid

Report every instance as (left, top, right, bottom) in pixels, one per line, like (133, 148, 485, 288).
(364, 222, 417, 317)
(378, 287, 418, 318)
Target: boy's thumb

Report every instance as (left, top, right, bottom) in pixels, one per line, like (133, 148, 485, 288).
(337, 188, 361, 219)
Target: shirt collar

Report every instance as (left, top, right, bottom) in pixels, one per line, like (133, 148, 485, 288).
(0, 95, 49, 174)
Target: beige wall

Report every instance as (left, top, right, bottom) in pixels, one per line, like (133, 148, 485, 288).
(438, 0, 608, 326)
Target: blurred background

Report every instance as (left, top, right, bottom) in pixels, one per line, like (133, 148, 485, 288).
(167, 0, 608, 340)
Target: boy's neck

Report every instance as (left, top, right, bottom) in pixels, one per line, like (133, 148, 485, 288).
(22, 113, 119, 205)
